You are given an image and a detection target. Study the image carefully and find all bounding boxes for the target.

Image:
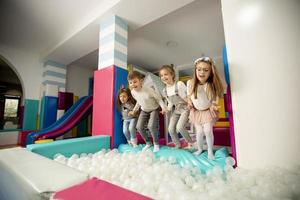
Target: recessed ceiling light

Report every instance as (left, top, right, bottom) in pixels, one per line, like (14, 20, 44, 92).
(166, 41, 178, 47)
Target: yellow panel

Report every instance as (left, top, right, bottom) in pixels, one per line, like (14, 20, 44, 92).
(73, 95, 79, 103)
(34, 139, 53, 144)
(218, 98, 226, 118)
(127, 64, 133, 72)
(179, 76, 191, 83)
(214, 121, 230, 127)
(36, 115, 40, 130)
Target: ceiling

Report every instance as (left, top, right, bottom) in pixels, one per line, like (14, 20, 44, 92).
(0, 0, 225, 73)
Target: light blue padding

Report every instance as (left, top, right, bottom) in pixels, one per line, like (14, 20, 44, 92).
(223, 46, 230, 84)
(22, 99, 39, 130)
(27, 136, 110, 159)
(118, 144, 228, 174)
(114, 66, 129, 148)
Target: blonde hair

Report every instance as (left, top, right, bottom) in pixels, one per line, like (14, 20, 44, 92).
(191, 58, 224, 100)
(159, 64, 175, 81)
(116, 85, 136, 111)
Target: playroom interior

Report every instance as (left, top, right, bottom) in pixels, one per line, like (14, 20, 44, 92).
(0, 0, 299, 199)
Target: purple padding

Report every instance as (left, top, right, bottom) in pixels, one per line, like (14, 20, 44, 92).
(213, 127, 231, 146)
(58, 92, 74, 110)
(227, 85, 237, 165)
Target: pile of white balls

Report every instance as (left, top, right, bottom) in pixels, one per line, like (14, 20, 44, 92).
(54, 149, 300, 200)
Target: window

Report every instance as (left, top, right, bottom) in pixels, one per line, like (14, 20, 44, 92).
(4, 98, 19, 117)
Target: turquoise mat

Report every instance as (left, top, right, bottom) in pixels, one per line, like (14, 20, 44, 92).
(27, 136, 110, 159)
(118, 144, 228, 174)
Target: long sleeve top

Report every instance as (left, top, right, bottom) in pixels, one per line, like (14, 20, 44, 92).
(131, 86, 166, 112)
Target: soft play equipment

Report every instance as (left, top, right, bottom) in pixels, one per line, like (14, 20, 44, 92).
(53, 177, 151, 200)
(26, 96, 93, 145)
(27, 136, 110, 159)
(118, 144, 228, 174)
(0, 147, 89, 200)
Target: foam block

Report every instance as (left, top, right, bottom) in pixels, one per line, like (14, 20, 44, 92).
(53, 177, 151, 200)
(0, 147, 89, 200)
(40, 96, 58, 129)
(22, 99, 39, 130)
(92, 66, 114, 147)
(58, 92, 74, 110)
(27, 136, 110, 159)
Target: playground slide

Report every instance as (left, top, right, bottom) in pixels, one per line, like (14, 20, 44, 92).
(26, 96, 93, 145)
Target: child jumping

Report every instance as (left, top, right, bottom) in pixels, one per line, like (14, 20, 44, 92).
(117, 86, 138, 147)
(187, 57, 224, 159)
(159, 64, 193, 149)
(128, 71, 167, 152)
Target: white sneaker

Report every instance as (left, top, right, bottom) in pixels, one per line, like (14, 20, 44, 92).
(193, 149, 203, 156)
(131, 138, 137, 148)
(142, 143, 151, 152)
(153, 145, 160, 153)
(208, 151, 214, 160)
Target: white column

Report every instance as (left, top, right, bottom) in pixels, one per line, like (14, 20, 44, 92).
(221, 0, 300, 168)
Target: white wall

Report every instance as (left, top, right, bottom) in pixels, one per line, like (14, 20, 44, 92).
(221, 0, 300, 168)
(66, 65, 95, 97)
(0, 44, 43, 100)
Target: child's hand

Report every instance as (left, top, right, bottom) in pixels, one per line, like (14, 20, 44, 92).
(187, 99, 194, 109)
(160, 107, 169, 115)
(210, 105, 220, 118)
(128, 111, 135, 117)
(210, 104, 220, 111)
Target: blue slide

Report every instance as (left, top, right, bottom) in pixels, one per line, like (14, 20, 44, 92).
(26, 96, 91, 145)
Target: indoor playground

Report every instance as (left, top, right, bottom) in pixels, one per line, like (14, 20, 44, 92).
(0, 1, 299, 200)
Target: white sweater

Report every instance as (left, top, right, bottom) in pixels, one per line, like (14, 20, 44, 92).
(131, 86, 166, 112)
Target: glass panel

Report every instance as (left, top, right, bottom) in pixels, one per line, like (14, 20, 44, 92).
(4, 99, 19, 117)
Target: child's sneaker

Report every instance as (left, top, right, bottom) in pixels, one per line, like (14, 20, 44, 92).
(153, 144, 160, 153)
(208, 151, 214, 160)
(193, 149, 203, 156)
(174, 142, 181, 149)
(184, 143, 195, 151)
(142, 143, 151, 152)
(131, 138, 137, 148)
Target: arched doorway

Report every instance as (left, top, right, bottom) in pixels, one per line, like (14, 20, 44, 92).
(0, 57, 23, 130)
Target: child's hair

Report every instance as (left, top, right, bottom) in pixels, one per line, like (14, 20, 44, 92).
(191, 57, 224, 100)
(116, 85, 136, 111)
(159, 64, 175, 81)
(127, 70, 145, 81)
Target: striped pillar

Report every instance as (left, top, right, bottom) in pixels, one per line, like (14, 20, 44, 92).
(93, 16, 129, 148)
(43, 60, 67, 92)
(98, 15, 128, 70)
(40, 60, 66, 128)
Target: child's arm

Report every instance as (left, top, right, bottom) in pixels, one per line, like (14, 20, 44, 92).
(128, 103, 140, 117)
(186, 80, 194, 109)
(177, 81, 187, 101)
(167, 98, 173, 112)
(148, 88, 168, 113)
